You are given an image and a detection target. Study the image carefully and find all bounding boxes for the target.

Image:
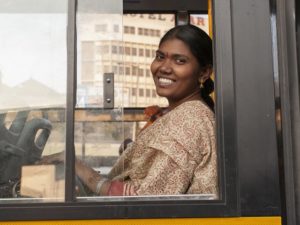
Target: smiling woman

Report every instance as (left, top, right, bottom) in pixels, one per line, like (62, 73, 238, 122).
(151, 24, 214, 111)
(41, 24, 217, 198)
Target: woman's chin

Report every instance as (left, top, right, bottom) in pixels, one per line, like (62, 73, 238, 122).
(156, 90, 171, 99)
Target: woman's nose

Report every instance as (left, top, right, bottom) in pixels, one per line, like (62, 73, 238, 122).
(159, 60, 172, 74)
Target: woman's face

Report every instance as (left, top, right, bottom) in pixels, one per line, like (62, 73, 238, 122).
(151, 38, 202, 106)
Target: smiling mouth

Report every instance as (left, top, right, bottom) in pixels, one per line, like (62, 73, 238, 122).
(158, 77, 175, 86)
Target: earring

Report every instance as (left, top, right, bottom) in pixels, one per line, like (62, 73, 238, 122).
(199, 78, 204, 88)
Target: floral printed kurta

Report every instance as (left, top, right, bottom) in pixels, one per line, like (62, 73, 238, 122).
(108, 100, 218, 197)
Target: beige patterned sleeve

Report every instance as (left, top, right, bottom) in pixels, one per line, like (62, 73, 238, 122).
(134, 149, 192, 195)
(130, 101, 218, 195)
(108, 101, 218, 196)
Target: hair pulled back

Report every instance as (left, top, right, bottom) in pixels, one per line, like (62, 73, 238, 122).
(159, 24, 215, 111)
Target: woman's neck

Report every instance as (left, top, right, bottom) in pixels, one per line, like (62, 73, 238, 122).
(166, 89, 201, 113)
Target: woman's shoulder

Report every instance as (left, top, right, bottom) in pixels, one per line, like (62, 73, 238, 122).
(163, 100, 215, 141)
(139, 100, 214, 138)
(171, 100, 214, 121)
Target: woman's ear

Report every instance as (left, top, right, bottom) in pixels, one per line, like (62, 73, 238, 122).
(199, 65, 213, 83)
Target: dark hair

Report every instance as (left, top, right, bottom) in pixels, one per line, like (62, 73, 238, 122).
(159, 24, 215, 111)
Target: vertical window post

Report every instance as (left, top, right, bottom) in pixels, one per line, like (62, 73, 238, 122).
(65, 0, 77, 202)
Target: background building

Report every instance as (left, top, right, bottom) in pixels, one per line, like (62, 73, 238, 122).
(77, 14, 209, 108)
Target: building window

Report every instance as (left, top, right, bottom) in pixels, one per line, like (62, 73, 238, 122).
(144, 29, 149, 36)
(145, 49, 151, 57)
(146, 89, 151, 97)
(138, 68, 144, 77)
(139, 88, 144, 97)
(156, 30, 161, 37)
(125, 46, 131, 55)
(132, 66, 137, 76)
(130, 26, 135, 34)
(132, 88, 137, 96)
(139, 48, 144, 56)
(125, 67, 130, 75)
(119, 46, 124, 54)
(136, 28, 161, 37)
(150, 29, 155, 36)
(124, 26, 135, 34)
(124, 26, 130, 34)
(138, 27, 143, 35)
(146, 69, 151, 77)
(112, 45, 118, 54)
(132, 47, 137, 56)
(119, 66, 124, 75)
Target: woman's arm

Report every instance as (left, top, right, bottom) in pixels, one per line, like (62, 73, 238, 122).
(39, 152, 110, 195)
(74, 159, 110, 195)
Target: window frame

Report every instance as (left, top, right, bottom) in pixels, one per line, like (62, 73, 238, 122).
(0, 0, 240, 220)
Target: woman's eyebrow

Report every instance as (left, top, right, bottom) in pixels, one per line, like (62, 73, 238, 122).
(156, 50, 189, 59)
(156, 50, 165, 55)
(172, 53, 188, 57)
(171, 53, 190, 60)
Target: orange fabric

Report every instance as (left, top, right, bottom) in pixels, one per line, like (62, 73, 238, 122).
(107, 181, 124, 196)
(107, 180, 137, 196)
(141, 105, 164, 132)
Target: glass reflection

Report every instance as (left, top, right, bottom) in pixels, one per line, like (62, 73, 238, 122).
(74, 11, 217, 200)
(75, 0, 124, 198)
(0, 0, 67, 202)
(76, 14, 177, 108)
(190, 14, 210, 34)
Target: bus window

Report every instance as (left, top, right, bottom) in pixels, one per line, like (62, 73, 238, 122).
(0, 0, 68, 202)
(0, 0, 249, 220)
(73, 2, 218, 199)
(0, 0, 219, 204)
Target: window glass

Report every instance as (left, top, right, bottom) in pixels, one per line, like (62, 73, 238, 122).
(0, 0, 68, 202)
(75, 0, 124, 199)
(74, 10, 218, 201)
(0, 0, 218, 204)
(76, 14, 174, 109)
(190, 14, 210, 34)
(77, 0, 123, 109)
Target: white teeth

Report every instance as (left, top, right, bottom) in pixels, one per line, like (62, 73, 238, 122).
(158, 77, 174, 85)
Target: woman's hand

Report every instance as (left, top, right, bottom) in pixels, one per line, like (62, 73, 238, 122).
(119, 138, 133, 155)
(38, 151, 65, 164)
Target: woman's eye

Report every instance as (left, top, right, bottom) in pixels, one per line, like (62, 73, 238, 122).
(175, 58, 187, 64)
(155, 54, 164, 61)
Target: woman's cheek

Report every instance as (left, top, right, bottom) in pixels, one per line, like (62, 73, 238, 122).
(150, 61, 158, 75)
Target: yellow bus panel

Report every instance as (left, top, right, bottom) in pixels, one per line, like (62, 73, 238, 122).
(0, 217, 281, 225)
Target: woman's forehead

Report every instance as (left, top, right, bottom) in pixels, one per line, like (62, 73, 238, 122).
(158, 38, 193, 56)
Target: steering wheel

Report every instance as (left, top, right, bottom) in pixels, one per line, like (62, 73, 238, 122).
(0, 111, 88, 198)
(0, 111, 52, 197)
